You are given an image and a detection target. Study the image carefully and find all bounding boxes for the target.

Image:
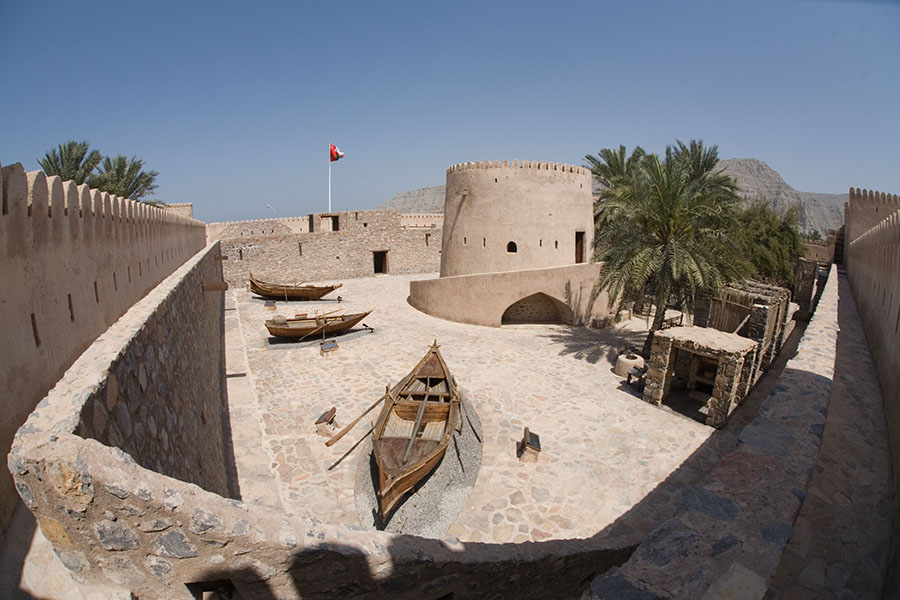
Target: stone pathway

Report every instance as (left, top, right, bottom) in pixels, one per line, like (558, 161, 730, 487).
(765, 272, 893, 599)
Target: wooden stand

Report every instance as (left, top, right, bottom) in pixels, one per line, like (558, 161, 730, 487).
(315, 407, 338, 437)
(516, 427, 541, 462)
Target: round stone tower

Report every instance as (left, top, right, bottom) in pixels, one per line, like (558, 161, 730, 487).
(440, 160, 594, 277)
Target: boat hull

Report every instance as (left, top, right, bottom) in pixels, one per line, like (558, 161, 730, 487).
(264, 311, 371, 339)
(249, 275, 342, 300)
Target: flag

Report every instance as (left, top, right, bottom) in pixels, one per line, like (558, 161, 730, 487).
(330, 144, 344, 162)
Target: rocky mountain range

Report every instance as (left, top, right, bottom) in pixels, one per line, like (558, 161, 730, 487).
(380, 159, 846, 234)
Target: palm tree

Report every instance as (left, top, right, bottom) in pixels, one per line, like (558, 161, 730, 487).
(37, 140, 102, 184)
(590, 141, 749, 355)
(88, 155, 159, 201)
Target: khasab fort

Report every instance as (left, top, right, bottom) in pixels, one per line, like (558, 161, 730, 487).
(0, 157, 898, 599)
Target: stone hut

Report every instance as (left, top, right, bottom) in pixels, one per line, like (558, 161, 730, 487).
(643, 326, 759, 428)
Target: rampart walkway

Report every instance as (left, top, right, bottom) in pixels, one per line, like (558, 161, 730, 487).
(766, 271, 892, 599)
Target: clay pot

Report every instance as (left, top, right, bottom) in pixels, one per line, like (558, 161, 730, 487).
(615, 353, 645, 378)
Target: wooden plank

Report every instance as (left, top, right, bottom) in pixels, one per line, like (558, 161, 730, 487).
(202, 282, 229, 292)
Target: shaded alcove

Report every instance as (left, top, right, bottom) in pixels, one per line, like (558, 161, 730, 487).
(501, 292, 574, 325)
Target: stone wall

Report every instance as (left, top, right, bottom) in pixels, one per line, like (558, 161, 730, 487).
(219, 209, 442, 287)
(7, 241, 638, 596)
(410, 264, 612, 328)
(0, 162, 206, 540)
(845, 208, 900, 595)
(589, 265, 840, 598)
(206, 216, 310, 241)
(75, 243, 233, 498)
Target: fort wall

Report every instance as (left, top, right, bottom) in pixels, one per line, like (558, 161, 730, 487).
(218, 209, 442, 287)
(846, 207, 900, 595)
(0, 162, 206, 540)
(410, 264, 612, 328)
(844, 187, 900, 264)
(7, 242, 637, 597)
(441, 160, 594, 278)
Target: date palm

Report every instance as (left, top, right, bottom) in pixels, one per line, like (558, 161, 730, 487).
(88, 155, 159, 201)
(590, 141, 749, 355)
(37, 140, 102, 184)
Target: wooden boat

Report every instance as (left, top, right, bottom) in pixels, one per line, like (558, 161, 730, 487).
(249, 273, 342, 301)
(264, 310, 372, 340)
(371, 342, 460, 520)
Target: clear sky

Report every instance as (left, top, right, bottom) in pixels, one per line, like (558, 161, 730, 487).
(1, 0, 898, 223)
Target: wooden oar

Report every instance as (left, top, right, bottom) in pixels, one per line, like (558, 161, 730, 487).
(326, 387, 390, 447)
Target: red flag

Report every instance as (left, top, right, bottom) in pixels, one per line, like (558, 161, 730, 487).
(330, 144, 344, 162)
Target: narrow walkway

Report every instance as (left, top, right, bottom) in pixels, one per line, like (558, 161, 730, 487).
(766, 271, 893, 599)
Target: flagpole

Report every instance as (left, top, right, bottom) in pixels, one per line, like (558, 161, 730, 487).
(328, 142, 332, 213)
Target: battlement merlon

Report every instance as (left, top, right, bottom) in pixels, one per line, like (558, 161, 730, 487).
(849, 187, 900, 206)
(446, 160, 591, 178)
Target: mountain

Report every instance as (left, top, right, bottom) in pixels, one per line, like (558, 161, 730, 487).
(717, 158, 845, 234)
(379, 186, 445, 213)
(381, 160, 846, 235)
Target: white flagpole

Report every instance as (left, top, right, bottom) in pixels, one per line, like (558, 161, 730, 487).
(328, 142, 332, 213)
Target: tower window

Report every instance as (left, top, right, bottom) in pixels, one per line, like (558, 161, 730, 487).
(507, 241, 518, 253)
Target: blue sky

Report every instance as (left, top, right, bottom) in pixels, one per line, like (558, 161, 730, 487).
(1, 0, 897, 223)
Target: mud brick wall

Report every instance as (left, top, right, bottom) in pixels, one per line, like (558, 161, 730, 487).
(0, 162, 206, 539)
(219, 209, 442, 287)
(846, 209, 900, 595)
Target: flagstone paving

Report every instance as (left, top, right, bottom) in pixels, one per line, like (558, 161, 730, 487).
(229, 272, 719, 542)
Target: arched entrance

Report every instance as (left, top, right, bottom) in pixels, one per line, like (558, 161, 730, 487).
(501, 292, 574, 325)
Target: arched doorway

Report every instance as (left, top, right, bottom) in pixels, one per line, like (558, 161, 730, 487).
(501, 292, 574, 325)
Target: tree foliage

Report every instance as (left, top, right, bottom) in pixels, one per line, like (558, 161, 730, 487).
(587, 140, 751, 354)
(38, 141, 161, 203)
(37, 140, 102, 185)
(733, 199, 805, 288)
(87, 155, 159, 201)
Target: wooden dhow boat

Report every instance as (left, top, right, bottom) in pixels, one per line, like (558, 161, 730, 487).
(264, 310, 372, 340)
(249, 273, 342, 301)
(373, 342, 460, 519)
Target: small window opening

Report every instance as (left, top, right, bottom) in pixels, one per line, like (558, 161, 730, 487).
(113, 272, 117, 291)
(68, 294, 74, 321)
(331, 216, 340, 231)
(575, 231, 585, 263)
(239, 248, 243, 260)
(507, 241, 517, 253)
(355, 211, 359, 220)
(363, 222, 368, 228)
(138, 262, 142, 277)
(425, 233, 431, 247)
(482, 237, 486, 247)
(298, 242, 302, 256)
(494, 178, 498, 183)
(127, 266, 131, 283)
(555, 240, 558, 249)
(30, 313, 40, 347)
(540, 239, 543, 247)
(94, 281, 99, 303)
(464, 237, 467, 245)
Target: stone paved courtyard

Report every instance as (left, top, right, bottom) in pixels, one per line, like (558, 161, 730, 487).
(227, 273, 717, 543)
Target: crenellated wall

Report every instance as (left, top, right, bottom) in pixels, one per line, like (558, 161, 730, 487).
(844, 187, 900, 264)
(845, 206, 900, 595)
(0, 162, 206, 540)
